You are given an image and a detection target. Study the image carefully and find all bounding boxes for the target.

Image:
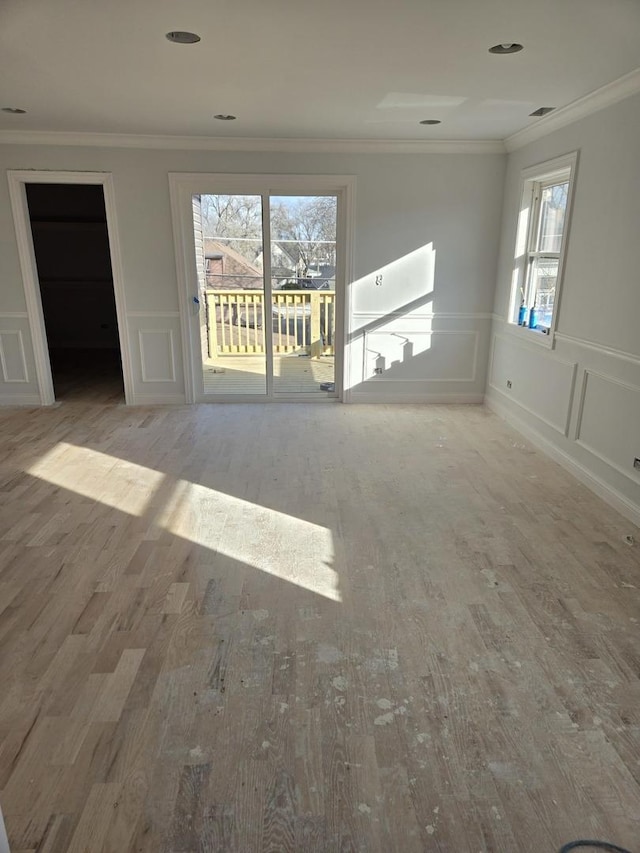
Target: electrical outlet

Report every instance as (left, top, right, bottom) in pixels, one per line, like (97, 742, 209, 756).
(506, 380, 512, 389)
(634, 457, 640, 471)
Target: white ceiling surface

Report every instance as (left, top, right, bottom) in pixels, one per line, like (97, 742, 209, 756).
(2, 0, 640, 142)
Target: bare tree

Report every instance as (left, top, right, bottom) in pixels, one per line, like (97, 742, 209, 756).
(201, 195, 262, 264)
(271, 197, 336, 278)
(200, 194, 337, 279)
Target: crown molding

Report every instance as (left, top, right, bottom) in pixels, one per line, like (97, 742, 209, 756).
(0, 129, 505, 155)
(505, 66, 640, 152)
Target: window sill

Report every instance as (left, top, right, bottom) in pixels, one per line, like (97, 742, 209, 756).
(505, 321, 555, 349)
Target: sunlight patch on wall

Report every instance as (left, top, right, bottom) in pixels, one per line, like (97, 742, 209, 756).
(364, 330, 433, 380)
(347, 243, 437, 390)
(351, 243, 436, 328)
(515, 203, 530, 258)
(509, 202, 531, 319)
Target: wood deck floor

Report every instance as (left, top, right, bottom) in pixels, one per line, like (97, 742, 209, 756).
(0, 401, 638, 851)
(203, 354, 335, 395)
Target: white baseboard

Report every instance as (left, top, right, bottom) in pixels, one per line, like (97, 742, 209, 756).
(349, 392, 484, 404)
(0, 394, 42, 406)
(485, 393, 640, 529)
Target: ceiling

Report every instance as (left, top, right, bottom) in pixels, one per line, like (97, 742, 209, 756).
(2, 0, 640, 143)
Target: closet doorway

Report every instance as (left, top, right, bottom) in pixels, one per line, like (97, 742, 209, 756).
(8, 171, 132, 405)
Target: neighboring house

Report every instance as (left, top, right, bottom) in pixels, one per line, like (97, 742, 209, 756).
(204, 239, 263, 289)
(309, 263, 336, 285)
(254, 243, 336, 288)
(274, 241, 303, 274)
(273, 241, 336, 282)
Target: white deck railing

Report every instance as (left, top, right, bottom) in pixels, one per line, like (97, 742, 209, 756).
(205, 289, 335, 357)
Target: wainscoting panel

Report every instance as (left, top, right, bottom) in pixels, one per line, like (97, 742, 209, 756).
(486, 318, 640, 526)
(0, 329, 28, 383)
(127, 314, 185, 403)
(363, 329, 478, 382)
(489, 333, 577, 435)
(139, 330, 176, 383)
(576, 370, 640, 480)
(347, 312, 490, 401)
(0, 314, 40, 403)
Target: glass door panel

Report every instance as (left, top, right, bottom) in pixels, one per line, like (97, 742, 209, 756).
(269, 195, 337, 395)
(192, 194, 267, 395)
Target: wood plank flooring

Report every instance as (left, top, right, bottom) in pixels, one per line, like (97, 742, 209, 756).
(0, 400, 638, 852)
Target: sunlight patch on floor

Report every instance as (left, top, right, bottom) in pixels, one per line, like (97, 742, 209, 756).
(156, 479, 341, 602)
(27, 443, 341, 602)
(27, 442, 166, 516)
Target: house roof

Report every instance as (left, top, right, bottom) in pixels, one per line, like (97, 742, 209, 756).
(274, 242, 303, 267)
(204, 240, 262, 276)
(270, 265, 295, 279)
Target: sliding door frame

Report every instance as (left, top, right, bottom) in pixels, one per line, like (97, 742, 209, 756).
(169, 173, 355, 403)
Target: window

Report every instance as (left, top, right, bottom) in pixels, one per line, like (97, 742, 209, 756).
(509, 151, 577, 340)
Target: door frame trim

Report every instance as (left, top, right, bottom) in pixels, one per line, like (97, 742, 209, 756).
(168, 172, 355, 403)
(7, 170, 133, 405)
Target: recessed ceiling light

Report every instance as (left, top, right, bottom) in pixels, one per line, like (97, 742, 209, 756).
(214, 114, 236, 121)
(488, 42, 523, 54)
(2, 107, 27, 114)
(529, 106, 555, 117)
(165, 31, 201, 44)
(420, 119, 441, 125)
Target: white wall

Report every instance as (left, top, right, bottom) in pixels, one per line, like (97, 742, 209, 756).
(0, 145, 504, 404)
(487, 93, 640, 526)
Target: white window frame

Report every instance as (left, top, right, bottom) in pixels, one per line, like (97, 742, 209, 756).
(507, 151, 578, 347)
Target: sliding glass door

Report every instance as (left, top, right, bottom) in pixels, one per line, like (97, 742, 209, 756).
(188, 186, 340, 401)
(195, 193, 267, 396)
(270, 195, 337, 395)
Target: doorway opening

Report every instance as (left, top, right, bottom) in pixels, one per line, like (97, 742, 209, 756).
(8, 170, 132, 406)
(24, 183, 125, 403)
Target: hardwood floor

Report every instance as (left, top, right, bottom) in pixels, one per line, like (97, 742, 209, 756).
(0, 401, 638, 852)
